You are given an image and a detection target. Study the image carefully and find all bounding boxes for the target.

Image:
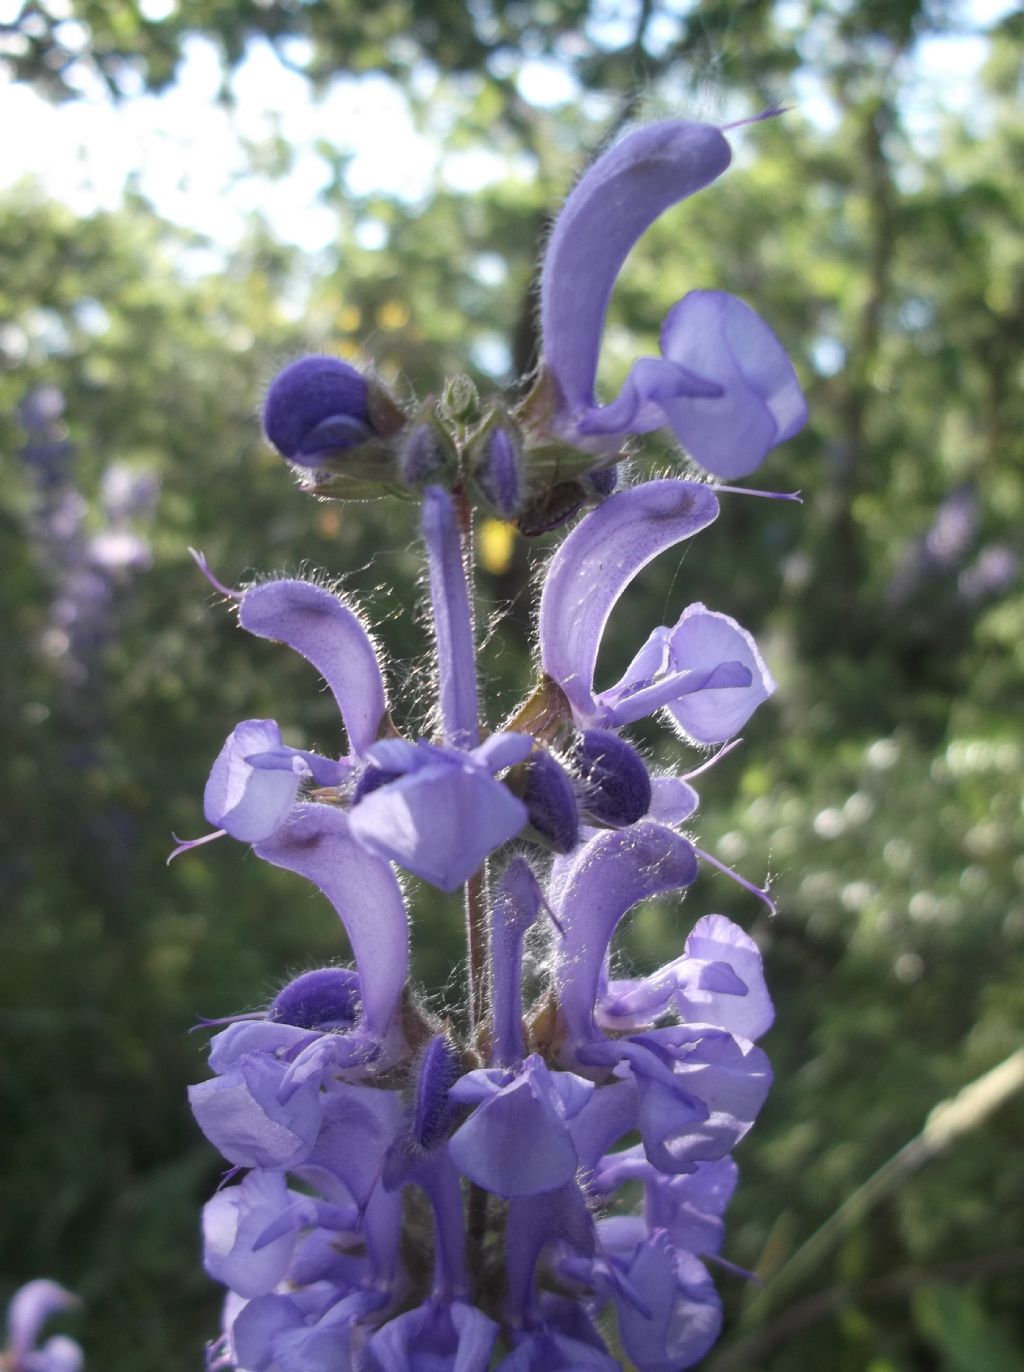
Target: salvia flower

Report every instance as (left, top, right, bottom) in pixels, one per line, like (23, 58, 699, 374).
(3, 1280, 83, 1372)
(184, 110, 807, 1370)
(531, 119, 807, 484)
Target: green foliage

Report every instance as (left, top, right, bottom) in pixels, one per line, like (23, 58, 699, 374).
(2, 2, 1022, 1368)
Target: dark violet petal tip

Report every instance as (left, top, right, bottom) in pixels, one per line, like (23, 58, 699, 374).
(584, 465, 619, 499)
(522, 750, 580, 853)
(352, 761, 405, 802)
(267, 967, 361, 1031)
(576, 730, 652, 827)
(264, 355, 373, 463)
(413, 1034, 463, 1150)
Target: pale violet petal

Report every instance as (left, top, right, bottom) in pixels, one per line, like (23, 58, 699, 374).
(239, 580, 387, 758)
(539, 480, 720, 722)
(254, 805, 409, 1038)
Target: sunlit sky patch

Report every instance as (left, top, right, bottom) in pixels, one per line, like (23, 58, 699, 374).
(0, 0, 1015, 260)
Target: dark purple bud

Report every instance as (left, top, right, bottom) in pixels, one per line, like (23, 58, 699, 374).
(353, 762, 405, 802)
(267, 967, 361, 1030)
(520, 750, 579, 853)
(472, 423, 525, 518)
(264, 356, 374, 466)
(413, 1034, 462, 1150)
(576, 729, 652, 826)
(584, 465, 618, 499)
(399, 415, 457, 488)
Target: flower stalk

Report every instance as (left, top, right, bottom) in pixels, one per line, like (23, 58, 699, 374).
(181, 113, 807, 1371)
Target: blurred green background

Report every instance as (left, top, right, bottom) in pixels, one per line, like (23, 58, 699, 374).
(1, 1, 1022, 1367)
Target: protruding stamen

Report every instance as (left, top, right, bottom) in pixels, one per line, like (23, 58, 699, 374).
(711, 484, 803, 503)
(720, 103, 789, 131)
(166, 829, 227, 865)
(682, 737, 743, 782)
(693, 844, 777, 917)
(188, 547, 242, 599)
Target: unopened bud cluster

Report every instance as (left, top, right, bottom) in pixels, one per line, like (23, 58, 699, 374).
(264, 354, 618, 534)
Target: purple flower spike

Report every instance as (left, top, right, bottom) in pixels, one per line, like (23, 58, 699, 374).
(422, 487, 479, 747)
(540, 121, 731, 426)
(5, 1281, 82, 1372)
(187, 111, 795, 1369)
(239, 580, 387, 759)
(264, 355, 373, 466)
(540, 480, 719, 722)
(254, 804, 409, 1041)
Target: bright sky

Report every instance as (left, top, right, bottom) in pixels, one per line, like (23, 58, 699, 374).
(0, 0, 1015, 258)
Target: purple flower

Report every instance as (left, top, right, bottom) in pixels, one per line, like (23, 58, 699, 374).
(364, 1299, 499, 1371)
(191, 817, 773, 1367)
(349, 736, 531, 891)
(540, 479, 773, 741)
(536, 119, 806, 479)
(193, 489, 533, 888)
(186, 111, 800, 1371)
(3, 1280, 83, 1372)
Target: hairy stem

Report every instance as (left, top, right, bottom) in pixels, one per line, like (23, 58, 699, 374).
(465, 864, 489, 1034)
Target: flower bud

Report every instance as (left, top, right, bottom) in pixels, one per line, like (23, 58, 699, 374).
(352, 759, 405, 802)
(264, 356, 374, 465)
(583, 465, 618, 499)
(516, 749, 579, 853)
(263, 356, 406, 494)
(440, 373, 480, 424)
(575, 729, 652, 826)
(398, 405, 458, 489)
(468, 413, 526, 518)
(413, 1034, 462, 1150)
(267, 967, 361, 1030)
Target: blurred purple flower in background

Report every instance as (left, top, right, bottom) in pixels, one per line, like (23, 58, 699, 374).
(3, 1280, 83, 1372)
(19, 385, 158, 690)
